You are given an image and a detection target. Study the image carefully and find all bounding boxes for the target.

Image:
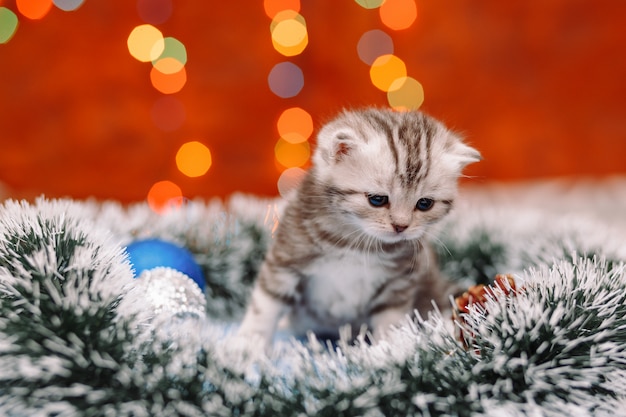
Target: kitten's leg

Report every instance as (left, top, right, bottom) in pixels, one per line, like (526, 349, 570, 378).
(238, 265, 299, 349)
(238, 285, 287, 348)
(369, 301, 414, 341)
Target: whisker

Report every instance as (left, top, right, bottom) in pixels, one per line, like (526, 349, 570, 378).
(421, 229, 452, 258)
(408, 239, 420, 272)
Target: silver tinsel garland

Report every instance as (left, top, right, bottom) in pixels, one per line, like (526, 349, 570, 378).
(1, 178, 626, 416)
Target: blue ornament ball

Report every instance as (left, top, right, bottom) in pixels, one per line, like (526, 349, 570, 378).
(125, 238, 205, 291)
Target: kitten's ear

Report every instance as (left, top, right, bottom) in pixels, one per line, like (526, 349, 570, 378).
(331, 133, 357, 161)
(449, 139, 482, 171)
(315, 129, 359, 165)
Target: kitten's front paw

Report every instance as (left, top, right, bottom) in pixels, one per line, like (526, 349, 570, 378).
(236, 320, 276, 354)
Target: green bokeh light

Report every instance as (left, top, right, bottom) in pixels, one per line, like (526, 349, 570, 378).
(152, 37, 187, 67)
(0, 8, 19, 44)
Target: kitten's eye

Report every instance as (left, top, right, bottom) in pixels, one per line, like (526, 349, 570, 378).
(367, 194, 389, 207)
(416, 197, 434, 211)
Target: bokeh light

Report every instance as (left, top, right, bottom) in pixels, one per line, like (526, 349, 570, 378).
(355, 0, 385, 9)
(151, 96, 186, 131)
(379, 0, 417, 31)
(176, 141, 212, 178)
(387, 76, 424, 110)
(277, 107, 313, 144)
(16, 0, 52, 20)
(137, 0, 172, 25)
(150, 65, 187, 94)
(147, 180, 183, 213)
(270, 10, 306, 32)
(268, 62, 304, 98)
(52, 0, 85, 11)
(271, 10, 308, 56)
(277, 167, 306, 197)
(0, 8, 19, 44)
(152, 36, 187, 73)
(369, 54, 406, 91)
(127, 24, 165, 63)
(357, 29, 394, 65)
(264, 0, 300, 19)
(275, 138, 310, 169)
(153, 57, 184, 75)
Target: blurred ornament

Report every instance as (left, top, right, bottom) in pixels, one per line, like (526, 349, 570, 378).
(134, 267, 206, 318)
(125, 238, 205, 291)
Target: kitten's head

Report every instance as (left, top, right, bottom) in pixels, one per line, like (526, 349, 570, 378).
(312, 108, 480, 244)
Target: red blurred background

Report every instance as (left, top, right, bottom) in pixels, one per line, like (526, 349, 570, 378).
(1, 0, 625, 207)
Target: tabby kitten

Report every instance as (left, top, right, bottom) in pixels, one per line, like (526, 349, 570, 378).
(239, 107, 481, 347)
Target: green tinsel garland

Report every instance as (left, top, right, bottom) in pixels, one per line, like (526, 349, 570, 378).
(1, 178, 626, 416)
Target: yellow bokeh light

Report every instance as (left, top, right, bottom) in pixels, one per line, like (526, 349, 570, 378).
(379, 0, 417, 31)
(270, 9, 305, 31)
(369, 54, 407, 91)
(176, 141, 212, 178)
(387, 76, 425, 110)
(273, 32, 308, 57)
(275, 139, 310, 169)
(271, 10, 308, 56)
(153, 56, 184, 74)
(272, 21, 308, 56)
(277, 107, 313, 144)
(127, 24, 165, 63)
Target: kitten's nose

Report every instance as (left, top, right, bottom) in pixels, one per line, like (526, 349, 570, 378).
(393, 224, 408, 233)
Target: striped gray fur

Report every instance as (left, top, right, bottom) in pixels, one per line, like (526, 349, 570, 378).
(238, 107, 481, 346)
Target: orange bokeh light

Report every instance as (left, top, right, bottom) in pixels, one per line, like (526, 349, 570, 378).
(16, 0, 52, 20)
(150, 65, 187, 94)
(176, 141, 212, 178)
(369, 54, 407, 91)
(274, 138, 310, 169)
(379, 0, 417, 31)
(147, 180, 183, 213)
(277, 107, 313, 144)
(264, 0, 300, 18)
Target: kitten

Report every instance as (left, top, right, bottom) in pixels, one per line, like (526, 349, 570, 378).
(239, 107, 481, 348)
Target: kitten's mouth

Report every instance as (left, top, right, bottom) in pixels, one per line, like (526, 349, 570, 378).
(375, 230, 419, 244)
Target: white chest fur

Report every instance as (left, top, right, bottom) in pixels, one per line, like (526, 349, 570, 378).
(287, 249, 393, 334)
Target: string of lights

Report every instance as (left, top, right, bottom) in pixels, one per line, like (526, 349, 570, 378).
(125, 3, 213, 213)
(356, 0, 424, 110)
(264, 0, 311, 197)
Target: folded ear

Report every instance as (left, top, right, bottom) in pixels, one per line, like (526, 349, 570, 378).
(454, 141, 482, 168)
(445, 137, 482, 173)
(314, 127, 361, 166)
